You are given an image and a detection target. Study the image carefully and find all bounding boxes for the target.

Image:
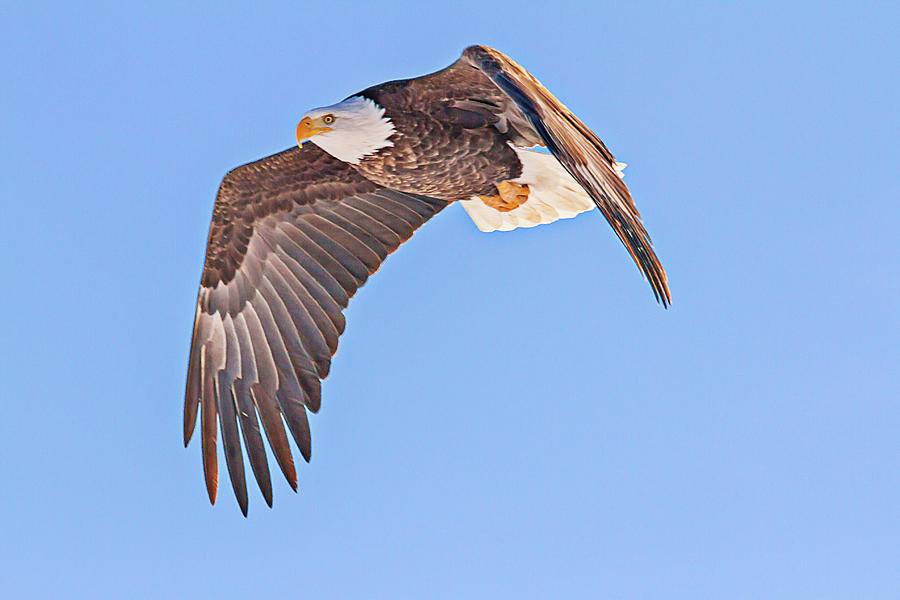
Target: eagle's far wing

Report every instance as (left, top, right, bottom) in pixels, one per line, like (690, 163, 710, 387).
(459, 45, 670, 306)
(185, 143, 447, 514)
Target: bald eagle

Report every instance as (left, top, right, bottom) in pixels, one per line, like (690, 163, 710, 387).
(185, 45, 670, 514)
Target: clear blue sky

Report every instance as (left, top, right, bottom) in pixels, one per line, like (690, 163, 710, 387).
(2, 2, 898, 598)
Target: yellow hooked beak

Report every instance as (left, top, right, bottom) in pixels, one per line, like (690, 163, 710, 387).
(296, 116, 332, 145)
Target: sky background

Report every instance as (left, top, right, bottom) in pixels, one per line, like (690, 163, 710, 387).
(2, 2, 898, 598)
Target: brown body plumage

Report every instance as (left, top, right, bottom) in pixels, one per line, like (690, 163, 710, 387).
(354, 65, 528, 199)
(185, 45, 670, 514)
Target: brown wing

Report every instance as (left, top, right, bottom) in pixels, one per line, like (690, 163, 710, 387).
(185, 143, 448, 514)
(392, 46, 670, 306)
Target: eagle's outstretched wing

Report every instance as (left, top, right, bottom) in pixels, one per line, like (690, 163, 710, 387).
(185, 143, 447, 514)
(415, 46, 670, 306)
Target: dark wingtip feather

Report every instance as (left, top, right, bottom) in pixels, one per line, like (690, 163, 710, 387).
(251, 383, 298, 491)
(217, 372, 249, 515)
(184, 368, 200, 448)
(184, 402, 197, 448)
(234, 378, 274, 509)
(601, 209, 671, 309)
(200, 345, 219, 505)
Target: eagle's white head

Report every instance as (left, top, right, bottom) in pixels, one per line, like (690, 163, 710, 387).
(296, 96, 396, 165)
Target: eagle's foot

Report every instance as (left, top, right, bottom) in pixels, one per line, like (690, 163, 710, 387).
(479, 181, 530, 212)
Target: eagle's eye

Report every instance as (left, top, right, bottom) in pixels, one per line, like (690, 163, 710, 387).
(322, 114, 335, 125)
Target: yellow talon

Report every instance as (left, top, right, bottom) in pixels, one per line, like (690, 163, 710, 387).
(479, 181, 529, 212)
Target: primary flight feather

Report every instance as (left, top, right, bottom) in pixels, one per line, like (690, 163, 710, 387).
(185, 45, 670, 514)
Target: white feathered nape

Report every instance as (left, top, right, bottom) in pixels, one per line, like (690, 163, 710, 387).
(459, 147, 624, 232)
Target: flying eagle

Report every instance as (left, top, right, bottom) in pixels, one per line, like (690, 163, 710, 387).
(185, 45, 670, 514)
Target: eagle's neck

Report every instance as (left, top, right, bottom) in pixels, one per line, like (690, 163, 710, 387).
(310, 96, 396, 165)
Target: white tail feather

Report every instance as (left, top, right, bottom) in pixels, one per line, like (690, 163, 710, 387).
(460, 147, 601, 232)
